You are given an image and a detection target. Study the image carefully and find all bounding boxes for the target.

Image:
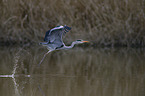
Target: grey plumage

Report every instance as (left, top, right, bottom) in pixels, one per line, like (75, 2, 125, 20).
(40, 25, 71, 50)
(39, 25, 88, 66)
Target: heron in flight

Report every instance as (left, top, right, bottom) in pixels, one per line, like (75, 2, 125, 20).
(39, 25, 89, 65)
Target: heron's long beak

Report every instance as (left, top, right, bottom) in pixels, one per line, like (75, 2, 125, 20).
(82, 41, 89, 43)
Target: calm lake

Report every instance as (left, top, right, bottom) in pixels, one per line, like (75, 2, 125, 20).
(0, 45, 145, 96)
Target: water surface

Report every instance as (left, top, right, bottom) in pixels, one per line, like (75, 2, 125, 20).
(0, 46, 145, 96)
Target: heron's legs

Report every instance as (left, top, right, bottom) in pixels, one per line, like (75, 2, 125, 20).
(38, 50, 54, 66)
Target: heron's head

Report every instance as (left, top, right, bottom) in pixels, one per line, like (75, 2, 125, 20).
(74, 39, 89, 44)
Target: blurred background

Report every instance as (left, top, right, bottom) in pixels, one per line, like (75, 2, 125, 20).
(0, 0, 145, 96)
(0, 0, 145, 46)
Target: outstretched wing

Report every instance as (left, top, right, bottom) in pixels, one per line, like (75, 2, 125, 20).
(44, 25, 71, 48)
(44, 30, 51, 42)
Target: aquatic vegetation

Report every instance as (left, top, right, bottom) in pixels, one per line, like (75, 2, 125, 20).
(0, 0, 144, 47)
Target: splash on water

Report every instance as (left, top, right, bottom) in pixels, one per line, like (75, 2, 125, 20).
(0, 48, 30, 96)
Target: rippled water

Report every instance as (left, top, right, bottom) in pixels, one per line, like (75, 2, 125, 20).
(0, 46, 145, 96)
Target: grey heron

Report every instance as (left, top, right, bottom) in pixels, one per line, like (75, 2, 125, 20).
(39, 25, 89, 65)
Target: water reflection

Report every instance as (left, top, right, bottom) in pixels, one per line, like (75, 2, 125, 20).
(0, 46, 145, 96)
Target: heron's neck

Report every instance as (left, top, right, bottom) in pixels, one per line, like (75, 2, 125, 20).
(65, 42, 76, 49)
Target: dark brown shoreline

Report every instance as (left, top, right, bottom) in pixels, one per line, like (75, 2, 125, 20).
(0, 40, 145, 48)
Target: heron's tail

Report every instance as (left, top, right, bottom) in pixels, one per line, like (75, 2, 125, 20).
(39, 42, 48, 45)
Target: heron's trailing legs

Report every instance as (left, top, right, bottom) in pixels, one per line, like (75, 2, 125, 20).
(38, 85, 46, 96)
(38, 50, 54, 66)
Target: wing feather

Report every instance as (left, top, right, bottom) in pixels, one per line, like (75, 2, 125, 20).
(43, 25, 71, 48)
(44, 30, 50, 42)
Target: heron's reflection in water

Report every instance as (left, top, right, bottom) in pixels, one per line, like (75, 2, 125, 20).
(0, 47, 145, 96)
